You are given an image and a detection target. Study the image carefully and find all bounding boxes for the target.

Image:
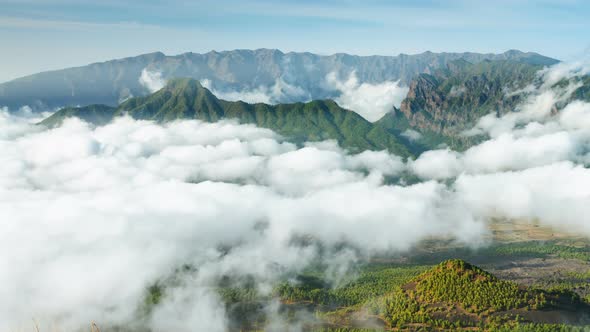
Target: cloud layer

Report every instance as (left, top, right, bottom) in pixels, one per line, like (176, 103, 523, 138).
(2, 59, 590, 331)
(0, 112, 482, 331)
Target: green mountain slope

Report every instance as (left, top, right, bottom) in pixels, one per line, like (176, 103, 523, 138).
(376, 259, 589, 330)
(40, 104, 117, 127)
(375, 110, 482, 153)
(40, 78, 412, 156)
(177, 256, 590, 331)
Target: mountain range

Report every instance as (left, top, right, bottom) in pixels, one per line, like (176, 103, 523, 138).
(0, 49, 558, 110)
(10, 49, 590, 154)
(37, 50, 590, 155)
(40, 78, 414, 157)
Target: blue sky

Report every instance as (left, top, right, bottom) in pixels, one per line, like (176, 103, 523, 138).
(0, 0, 589, 82)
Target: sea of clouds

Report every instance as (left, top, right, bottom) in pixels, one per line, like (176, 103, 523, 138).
(2, 59, 590, 331)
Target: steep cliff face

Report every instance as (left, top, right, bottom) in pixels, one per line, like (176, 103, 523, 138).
(399, 74, 447, 133)
(397, 60, 541, 135)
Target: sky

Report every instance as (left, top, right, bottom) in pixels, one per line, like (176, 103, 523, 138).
(0, 0, 589, 82)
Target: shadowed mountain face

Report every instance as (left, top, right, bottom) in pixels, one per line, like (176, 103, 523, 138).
(370, 60, 545, 151)
(375, 59, 590, 151)
(40, 78, 413, 157)
(395, 60, 543, 135)
(0, 49, 558, 110)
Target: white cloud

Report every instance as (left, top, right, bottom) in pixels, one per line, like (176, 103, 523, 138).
(200, 71, 411, 122)
(406, 59, 590, 240)
(465, 60, 588, 138)
(401, 129, 422, 141)
(558, 100, 590, 130)
(415, 104, 588, 180)
(346, 149, 405, 176)
(411, 149, 463, 180)
(428, 59, 590, 179)
(0, 107, 47, 140)
(200, 79, 272, 104)
(324, 71, 409, 122)
(537, 59, 590, 89)
(149, 286, 227, 332)
(455, 162, 590, 233)
(139, 68, 166, 93)
(462, 131, 575, 173)
(0, 114, 480, 331)
(200, 77, 309, 105)
(198, 71, 410, 123)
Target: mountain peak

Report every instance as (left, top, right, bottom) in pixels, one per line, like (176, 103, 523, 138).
(161, 78, 218, 101)
(504, 48, 523, 53)
(164, 77, 204, 91)
(38, 78, 414, 157)
(418, 259, 496, 283)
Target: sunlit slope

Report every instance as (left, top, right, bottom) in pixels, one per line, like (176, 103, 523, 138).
(40, 78, 413, 156)
(375, 259, 589, 329)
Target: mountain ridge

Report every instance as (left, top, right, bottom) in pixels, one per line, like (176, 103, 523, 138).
(36, 57, 589, 154)
(40, 78, 414, 157)
(0, 49, 558, 111)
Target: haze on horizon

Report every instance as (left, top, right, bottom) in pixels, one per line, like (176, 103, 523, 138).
(1, 0, 589, 83)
